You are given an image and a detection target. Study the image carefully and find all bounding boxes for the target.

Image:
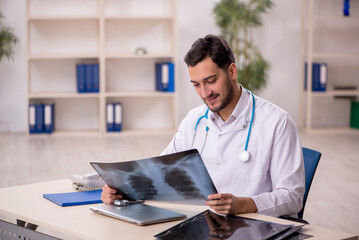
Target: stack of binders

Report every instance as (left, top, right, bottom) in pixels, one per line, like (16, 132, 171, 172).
(29, 103, 55, 134)
(106, 102, 122, 132)
(76, 63, 99, 93)
(304, 62, 327, 92)
(155, 62, 175, 92)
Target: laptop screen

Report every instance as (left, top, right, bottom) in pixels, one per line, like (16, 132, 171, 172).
(90, 149, 217, 201)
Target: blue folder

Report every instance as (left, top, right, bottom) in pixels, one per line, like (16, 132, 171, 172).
(44, 103, 55, 134)
(91, 64, 99, 93)
(29, 104, 36, 134)
(156, 62, 175, 92)
(106, 103, 115, 132)
(304, 62, 327, 92)
(43, 190, 103, 207)
(76, 64, 86, 93)
(86, 64, 92, 92)
(35, 104, 44, 133)
(114, 102, 122, 132)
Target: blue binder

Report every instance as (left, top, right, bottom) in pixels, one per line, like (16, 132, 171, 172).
(156, 62, 175, 92)
(304, 62, 327, 92)
(35, 104, 44, 133)
(44, 103, 55, 134)
(29, 104, 36, 134)
(114, 103, 122, 132)
(92, 64, 99, 93)
(86, 64, 92, 92)
(106, 103, 115, 132)
(43, 190, 102, 207)
(76, 64, 86, 93)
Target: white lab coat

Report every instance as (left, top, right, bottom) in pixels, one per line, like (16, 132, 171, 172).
(161, 90, 305, 217)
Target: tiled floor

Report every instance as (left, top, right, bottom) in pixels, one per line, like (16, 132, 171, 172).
(0, 132, 358, 235)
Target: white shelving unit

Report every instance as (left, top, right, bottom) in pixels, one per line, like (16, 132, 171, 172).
(26, 0, 178, 136)
(300, 0, 359, 133)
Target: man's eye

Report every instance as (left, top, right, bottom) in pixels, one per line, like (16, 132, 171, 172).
(208, 79, 216, 84)
(193, 84, 199, 87)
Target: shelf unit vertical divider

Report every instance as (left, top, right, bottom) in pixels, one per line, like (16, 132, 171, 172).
(306, 0, 314, 132)
(99, 0, 105, 135)
(26, 0, 30, 136)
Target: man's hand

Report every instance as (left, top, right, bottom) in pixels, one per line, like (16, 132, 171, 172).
(101, 185, 122, 204)
(206, 193, 258, 215)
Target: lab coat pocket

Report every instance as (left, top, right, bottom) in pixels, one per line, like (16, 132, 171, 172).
(234, 146, 263, 181)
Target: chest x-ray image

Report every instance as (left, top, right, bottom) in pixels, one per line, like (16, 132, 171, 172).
(91, 149, 218, 201)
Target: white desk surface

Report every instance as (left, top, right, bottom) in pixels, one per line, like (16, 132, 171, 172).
(0, 179, 357, 240)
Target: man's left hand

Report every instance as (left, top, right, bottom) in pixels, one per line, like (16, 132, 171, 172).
(206, 193, 258, 215)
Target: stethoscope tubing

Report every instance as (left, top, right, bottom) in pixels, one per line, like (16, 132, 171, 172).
(192, 90, 255, 157)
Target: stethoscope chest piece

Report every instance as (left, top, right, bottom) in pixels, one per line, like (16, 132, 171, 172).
(239, 150, 250, 162)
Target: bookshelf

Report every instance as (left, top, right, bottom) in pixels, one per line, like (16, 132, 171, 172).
(26, 0, 178, 136)
(300, 0, 359, 133)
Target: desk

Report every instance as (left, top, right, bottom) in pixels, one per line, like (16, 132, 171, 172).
(0, 179, 357, 240)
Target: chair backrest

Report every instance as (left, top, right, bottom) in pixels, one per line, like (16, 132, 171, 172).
(298, 147, 321, 219)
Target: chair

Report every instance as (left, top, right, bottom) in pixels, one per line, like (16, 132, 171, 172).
(280, 147, 321, 224)
(298, 147, 321, 219)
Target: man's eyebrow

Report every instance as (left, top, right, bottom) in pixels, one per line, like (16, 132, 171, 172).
(190, 74, 217, 83)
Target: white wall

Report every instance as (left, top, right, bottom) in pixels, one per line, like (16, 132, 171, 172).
(0, 0, 27, 132)
(0, 0, 317, 132)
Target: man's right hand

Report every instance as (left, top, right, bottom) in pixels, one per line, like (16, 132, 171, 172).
(101, 185, 123, 204)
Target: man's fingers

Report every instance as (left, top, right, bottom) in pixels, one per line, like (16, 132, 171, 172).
(102, 184, 117, 193)
(101, 184, 122, 204)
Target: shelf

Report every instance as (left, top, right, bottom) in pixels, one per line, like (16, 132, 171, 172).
(105, 91, 176, 98)
(105, 15, 174, 20)
(313, 15, 359, 21)
(105, 129, 176, 137)
(311, 53, 359, 59)
(105, 53, 174, 59)
(28, 53, 99, 59)
(28, 15, 99, 20)
(28, 130, 101, 137)
(28, 92, 100, 99)
(307, 90, 359, 97)
(300, 0, 359, 132)
(301, 127, 359, 135)
(26, 0, 178, 136)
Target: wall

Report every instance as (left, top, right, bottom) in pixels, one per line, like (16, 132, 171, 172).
(0, 0, 316, 132)
(0, 0, 27, 132)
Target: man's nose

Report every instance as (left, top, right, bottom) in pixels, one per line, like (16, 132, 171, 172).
(200, 85, 211, 99)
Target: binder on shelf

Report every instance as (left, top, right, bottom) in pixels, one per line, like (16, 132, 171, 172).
(114, 103, 122, 132)
(91, 64, 99, 93)
(76, 63, 99, 93)
(106, 103, 115, 132)
(76, 64, 86, 93)
(35, 104, 44, 133)
(304, 62, 327, 92)
(29, 104, 36, 134)
(156, 62, 175, 92)
(85, 64, 93, 92)
(350, 101, 359, 129)
(44, 103, 55, 134)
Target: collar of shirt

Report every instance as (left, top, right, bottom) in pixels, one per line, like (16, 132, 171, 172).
(207, 87, 252, 133)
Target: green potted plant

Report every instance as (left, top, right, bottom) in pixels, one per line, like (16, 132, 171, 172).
(0, 12, 18, 61)
(213, 0, 273, 92)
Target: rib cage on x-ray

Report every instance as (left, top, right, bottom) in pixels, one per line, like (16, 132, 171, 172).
(91, 149, 218, 201)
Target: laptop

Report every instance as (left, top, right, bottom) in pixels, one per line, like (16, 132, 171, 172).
(89, 203, 186, 226)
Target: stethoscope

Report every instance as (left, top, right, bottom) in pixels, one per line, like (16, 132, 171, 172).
(191, 90, 255, 162)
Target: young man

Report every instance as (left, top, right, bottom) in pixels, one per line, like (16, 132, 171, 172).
(102, 34, 305, 217)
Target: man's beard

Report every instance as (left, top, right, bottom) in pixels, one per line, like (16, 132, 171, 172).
(203, 75, 235, 113)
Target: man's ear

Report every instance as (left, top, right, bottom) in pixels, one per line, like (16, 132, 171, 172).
(228, 63, 237, 81)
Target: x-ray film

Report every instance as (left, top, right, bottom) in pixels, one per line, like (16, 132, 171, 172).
(90, 149, 218, 201)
